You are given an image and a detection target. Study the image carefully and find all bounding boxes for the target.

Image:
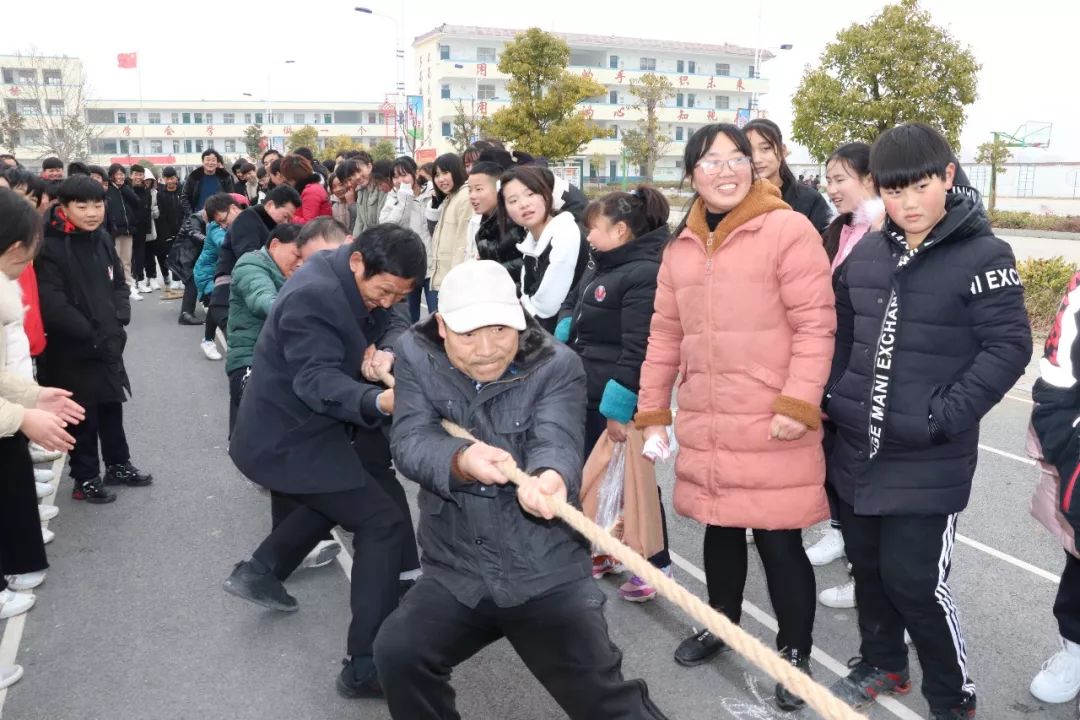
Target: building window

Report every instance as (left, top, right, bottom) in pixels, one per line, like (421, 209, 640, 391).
(687, 94, 695, 108)
(477, 47, 496, 62)
(254, 112, 263, 124)
(639, 57, 656, 71)
(172, 140, 181, 153)
(222, 113, 235, 124)
(184, 140, 193, 153)
(324, 113, 332, 124)
(609, 90, 619, 104)
(367, 112, 378, 125)
(195, 139, 204, 152)
(148, 112, 161, 124)
(716, 63, 730, 76)
(172, 112, 180, 124)
(15, 69, 36, 85)
(675, 127, 684, 142)
(748, 65, 755, 78)
(205, 113, 213, 124)
(101, 139, 118, 154)
(688, 61, 696, 74)
(441, 121, 452, 137)
(193, 112, 203, 124)
(116, 111, 127, 124)
(47, 101, 63, 116)
(19, 100, 41, 116)
(273, 113, 284, 124)
(675, 93, 684, 108)
(224, 140, 236, 152)
(609, 55, 619, 69)
(129, 112, 139, 124)
(676, 60, 684, 73)
(0, 69, 11, 84)
(477, 84, 495, 100)
(244, 113, 252, 124)
(441, 84, 451, 99)
(294, 113, 305, 124)
(119, 139, 129, 154)
(610, 126, 618, 139)
(439, 44, 450, 60)
(182, 112, 191, 124)
(150, 139, 163, 153)
(715, 95, 730, 110)
(43, 70, 61, 86)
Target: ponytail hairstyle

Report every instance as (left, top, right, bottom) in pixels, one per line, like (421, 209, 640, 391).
(584, 186, 670, 241)
(821, 142, 872, 262)
(743, 118, 796, 189)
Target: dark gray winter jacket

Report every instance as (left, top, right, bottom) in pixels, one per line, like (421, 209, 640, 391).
(391, 313, 590, 608)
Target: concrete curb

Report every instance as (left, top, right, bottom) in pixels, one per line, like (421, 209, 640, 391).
(994, 228, 1080, 241)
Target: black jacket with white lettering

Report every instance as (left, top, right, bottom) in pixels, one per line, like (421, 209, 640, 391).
(824, 191, 1031, 515)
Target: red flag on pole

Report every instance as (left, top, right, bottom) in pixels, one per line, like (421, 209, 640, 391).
(117, 53, 137, 69)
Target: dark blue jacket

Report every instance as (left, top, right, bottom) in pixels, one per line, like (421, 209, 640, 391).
(825, 193, 1031, 515)
(229, 245, 409, 494)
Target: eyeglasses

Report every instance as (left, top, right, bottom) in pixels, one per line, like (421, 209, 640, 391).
(695, 156, 752, 175)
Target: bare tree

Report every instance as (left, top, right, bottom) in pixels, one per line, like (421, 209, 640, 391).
(449, 100, 482, 154)
(398, 106, 430, 158)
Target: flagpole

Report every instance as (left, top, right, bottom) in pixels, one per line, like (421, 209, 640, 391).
(136, 51, 145, 151)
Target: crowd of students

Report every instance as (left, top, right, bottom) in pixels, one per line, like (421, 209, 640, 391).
(0, 114, 1075, 720)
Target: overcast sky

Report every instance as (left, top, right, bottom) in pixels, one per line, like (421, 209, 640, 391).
(11, 0, 1077, 162)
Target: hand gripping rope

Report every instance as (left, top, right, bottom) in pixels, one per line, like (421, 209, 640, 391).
(439, 419, 864, 720)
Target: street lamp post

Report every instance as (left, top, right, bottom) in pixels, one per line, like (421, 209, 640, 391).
(356, 5, 406, 152)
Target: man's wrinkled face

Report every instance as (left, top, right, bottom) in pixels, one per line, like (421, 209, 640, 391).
(436, 316, 519, 384)
(348, 251, 414, 310)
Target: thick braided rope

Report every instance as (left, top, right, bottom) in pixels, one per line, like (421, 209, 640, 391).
(441, 420, 863, 720)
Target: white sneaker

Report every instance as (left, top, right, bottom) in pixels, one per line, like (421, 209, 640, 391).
(130, 285, 143, 301)
(41, 527, 55, 545)
(806, 526, 845, 566)
(35, 481, 53, 499)
(300, 540, 342, 569)
(1031, 639, 1080, 703)
(34, 467, 54, 484)
(0, 664, 23, 690)
(0, 589, 35, 619)
(137, 279, 152, 293)
(818, 580, 856, 608)
(29, 443, 62, 464)
(39, 505, 58, 522)
(200, 340, 222, 361)
(149, 277, 161, 291)
(169, 279, 184, 291)
(5, 571, 46, 591)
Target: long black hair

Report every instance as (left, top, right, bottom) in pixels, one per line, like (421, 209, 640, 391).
(821, 142, 871, 262)
(743, 118, 797, 190)
(0, 187, 44, 259)
(584, 186, 670, 240)
(431, 153, 467, 207)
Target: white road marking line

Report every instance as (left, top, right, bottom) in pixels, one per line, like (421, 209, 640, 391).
(955, 534, 1061, 583)
(978, 444, 1035, 466)
(668, 551, 924, 720)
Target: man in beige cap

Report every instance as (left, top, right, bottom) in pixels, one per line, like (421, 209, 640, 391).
(376, 260, 666, 719)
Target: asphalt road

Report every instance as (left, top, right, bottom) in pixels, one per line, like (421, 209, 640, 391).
(0, 292, 1074, 720)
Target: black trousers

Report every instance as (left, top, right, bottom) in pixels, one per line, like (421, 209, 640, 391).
(835, 497, 975, 710)
(1054, 552, 1080, 644)
(0, 434, 48, 579)
(206, 304, 227, 343)
(144, 238, 170, 280)
(252, 480, 405, 658)
(181, 279, 198, 315)
(374, 576, 667, 720)
(227, 366, 250, 438)
(703, 525, 816, 655)
(584, 408, 672, 568)
(69, 401, 130, 481)
(131, 233, 147, 282)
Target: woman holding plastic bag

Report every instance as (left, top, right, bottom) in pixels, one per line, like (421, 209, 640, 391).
(555, 186, 672, 602)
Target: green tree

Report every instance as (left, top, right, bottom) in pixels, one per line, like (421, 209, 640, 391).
(975, 135, 1013, 212)
(791, 0, 980, 161)
(286, 125, 319, 154)
(449, 100, 482, 154)
(371, 140, 396, 162)
(620, 73, 675, 182)
(243, 124, 263, 160)
(482, 28, 606, 160)
(322, 135, 366, 160)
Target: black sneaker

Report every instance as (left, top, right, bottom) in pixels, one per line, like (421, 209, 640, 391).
(775, 647, 811, 711)
(674, 628, 728, 667)
(178, 312, 201, 325)
(336, 656, 383, 699)
(71, 478, 117, 504)
(104, 462, 153, 487)
(929, 696, 976, 719)
(223, 560, 298, 612)
(830, 657, 912, 709)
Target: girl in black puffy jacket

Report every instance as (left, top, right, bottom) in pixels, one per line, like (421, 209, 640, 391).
(556, 186, 673, 603)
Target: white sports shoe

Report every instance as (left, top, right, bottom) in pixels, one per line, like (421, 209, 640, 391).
(0, 664, 23, 690)
(200, 340, 222, 361)
(169, 279, 184, 291)
(129, 285, 143, 301)
(29, 443, 62, 464)
(39, 505, 58, 522)
(149, 277, 161, 291)
(806, 526, 845, 566)
(818, 580, 856, 608)
(301, 540, 342, 569)
(137, 279, 152, 293)
(1031, 639, 1080, 703)
(41, 527, 55, 545)
(5, 571, 46, 591)
(35, 481, 53, 499)
(34, 467, 54, 484)
(0, 589, 35, 619)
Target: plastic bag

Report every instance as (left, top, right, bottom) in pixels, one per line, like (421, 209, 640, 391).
(595, 441, 626, 533)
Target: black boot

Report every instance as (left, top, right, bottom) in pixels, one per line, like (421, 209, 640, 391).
(674, 628, 728, 667)
(104, 462, 153, 487)
(336, 656, 382, 699)
(223, 560, 298, 612)
(71, 477, 116, 504)
(178, 312, 201, 325)
(775, 647, 811, 711)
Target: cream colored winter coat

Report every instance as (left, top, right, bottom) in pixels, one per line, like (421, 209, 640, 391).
(0, 272, 41, 437)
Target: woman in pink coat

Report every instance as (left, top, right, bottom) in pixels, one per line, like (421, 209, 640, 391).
(635, 124, 835, 712)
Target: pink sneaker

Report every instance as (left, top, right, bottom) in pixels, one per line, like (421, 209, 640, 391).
(617, 566, 672, 603)
(592, 555, 625, 579)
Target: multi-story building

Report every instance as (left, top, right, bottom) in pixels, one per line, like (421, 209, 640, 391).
(412, 25, 773, 181)
(0, 54, 87, 162)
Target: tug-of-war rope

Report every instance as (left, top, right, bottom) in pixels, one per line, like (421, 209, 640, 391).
(439, 419, 864, 720)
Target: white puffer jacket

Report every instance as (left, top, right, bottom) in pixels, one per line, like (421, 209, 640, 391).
(0, 272, 41, 437)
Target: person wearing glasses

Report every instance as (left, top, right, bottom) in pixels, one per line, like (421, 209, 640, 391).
(634, 123, 836, 712)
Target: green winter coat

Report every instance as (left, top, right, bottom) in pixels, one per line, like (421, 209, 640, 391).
(226, 247, 286, 374)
